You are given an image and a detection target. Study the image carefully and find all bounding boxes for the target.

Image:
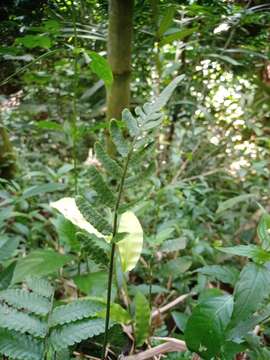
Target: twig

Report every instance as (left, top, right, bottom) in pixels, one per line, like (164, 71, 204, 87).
(121, 338, 187, 360)
(151, 293, 191, 319)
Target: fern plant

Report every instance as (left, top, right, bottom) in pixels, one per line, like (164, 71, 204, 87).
(49, 75, 184, 358)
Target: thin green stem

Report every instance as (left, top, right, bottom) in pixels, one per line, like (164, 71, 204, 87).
(72, 6, 79, 194)
(102, 148, 133, 360)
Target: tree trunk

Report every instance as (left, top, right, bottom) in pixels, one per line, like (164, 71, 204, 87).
(106, 0, 134, 121)
(0, 125, 16, 179)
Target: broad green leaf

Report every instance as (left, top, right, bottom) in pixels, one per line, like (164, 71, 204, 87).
(257, 213, 270, 250)
(36, 120, 62, 131)
(23, 183, 66, 198)
(134, 292, 151, 347)
(230, 263, 270, 325)
(218, 245, 270, 264)
(197, 265, 239, 286)
(89, 51, 113, 88)
(117, 211, 143, 272)
(208, 53, 242, 66)
(185, 295, 234, 359)
(216, 194, 256, 213)
(160, 27, 197, 46)
(172, 311, 188, 332)
(0, 262, 16, 290)
(51, 215, 80, 252)
(160, 237, 186, 253)
(73, 271, 117, 300)
(17, 35, 52, 49)
(12, 249, 72, 283)
(161, 257, 192, 278)
(50, 197, 103, 238)
(0, 236, 19, 262)
(99, 303, 131, 324)
(158, 7, 176, 37)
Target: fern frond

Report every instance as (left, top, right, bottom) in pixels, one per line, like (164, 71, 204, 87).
(78, 232, 110, 267)
(50, 318, 106, 350)
(95, 142, 122, 178)
(50, 299, 105, 327)
(88, 166, 115, 207)
(110, 120, 129, 157)
(0, 304, 47, 338)
(25, 276, 54, 299)
(76, 196, 112, 235)
(130, 142, 155, 168)
(122, 109, 140, 137)
(0, 329, 44, 360)
(0, 289, 50, 316)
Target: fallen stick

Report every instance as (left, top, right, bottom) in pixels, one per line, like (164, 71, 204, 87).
(151, 293, 191, 319)
(120, 338, 187, 360)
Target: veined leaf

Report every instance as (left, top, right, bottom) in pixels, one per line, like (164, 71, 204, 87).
(160, 27, 197, 46)
(50, 299, 105, 327)
(218, 245, 270, 264)
(0, 262, 16, 290)
(110, 120, 129, 157)
(185, 295, 234, 359)
(99, 303, 131, 324)
(0, 303, 47, 338)
(95, 142, 122, 178)
(216, 194, 256, 213)
(50, 318, 106, 350)
(76, 195, 112, 235)
(0, 289, 50, 316)
(117, 211, 143, 272)
(257, 213, 270, 250)
(0, 236, 19, 262)
(50, 197, 103, 237)
(230, 263, 270, 325)
(23, 183, 66, 199)
(0, 329, 44, 360)
(197, 265, 239, 286)
(158, 7, 176, 37)
(12, 249, 72, 284)
(134, 292, 151, 347)
(88, 51, 113, 88)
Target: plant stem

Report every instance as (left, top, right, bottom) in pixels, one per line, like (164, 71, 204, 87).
(102, 148, 133, 359)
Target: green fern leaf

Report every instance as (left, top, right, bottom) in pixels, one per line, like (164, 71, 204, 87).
(50, 318, 106, 350)
(95, 142, 122, 178)
(0, 289, 50, 316)
(122, 109, 140, 137)
(0, 304, 47, 338)
(76, 196, 112, 235)
(130, 142, 155, 168)
(25, 276, 54, 299)
(110, 120, 129, 157)
(134, 292, 151, 347)
(50, 299, 105, 327)
(78, 232, 110, 267)
(88, 166, 115, 207)
(0, 329, 44, 360)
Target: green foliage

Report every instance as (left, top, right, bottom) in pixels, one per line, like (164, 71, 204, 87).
(75, 195, 112, 235)
(94, 142, 122, 178)
(134, 292, 151, 347)
(110, 120, 129, 157)
(88, 51, 113, 88)
(185, 295, 234, 359)
(88, 165, 116, 206)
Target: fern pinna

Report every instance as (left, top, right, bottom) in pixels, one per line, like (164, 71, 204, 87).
(0, 76, 183, 359)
